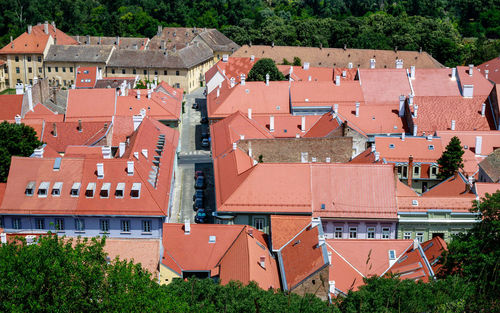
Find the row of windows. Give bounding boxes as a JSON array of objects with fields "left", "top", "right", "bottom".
[
  {"left": 334, "top": 226, "right": 391, "bottom": 239},
  {"left": 15, "top": 67, "right": 43, "bottom": 74},
  {"left": 9, "top": 217, "right": 152, "bottom": 233},
  {"left": 397, "top": 165, "right": 438, "bottom": 178},
  {"left": 403, "top": 231, "right": 425, "bottom": 242},
  {"left": 14, "top": 56, "right": 42, "bottom": 63},
  {"left": 47, "top": 66, "right": 73, "bottom": 73},
  {"left": 26, "top": 181, "right": 141, "bottom": 199},
  {"left": 110, "top": 68, "right": 180, "bottom": 76}
]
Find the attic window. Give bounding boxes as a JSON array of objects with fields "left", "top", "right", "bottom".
[
  {"left": 389, "top": 144, "right": 395, "bottom": 149},
  {"left": 428, "top": 145, "right": 435, "bottom": 150},
  {"left": 397, "top": 255, "right": 408, "bottom": 263},
  {"left": 388, "top": 250, "right": 396, "bottom": 260},
  {"left": 321, "top": 203, "right": 326, "bottom": 210},
  {"left": 52, "top": 182, "right": 63, "bottom": 196},
  {"left": 276, "top": 106, "right": 280, "bottom": 110},
  {"left": 71, "top": 182, "right": 81, "bottom": 197},
  {"left": 131, "top": 183, "right": 141, "bottom": 199},
  {"left": 209, "top": 235, "right": 216, "bottom": 243},
  {"left": 38, "top": 182, "right": 50, "bottom": 197},
  {"left": 115, "top": 182, "right": 125, "bottom": 198},
  {"left": 100, "top": 182, "right": 111, "bottom": 198},
  {"left": 85, "top": 183, "right": 96, "bottom": 198},
  {"left": 412, "top": 199, "right": 419, "bottom": 206},
  {"left": 25, "top": 181, "right": 36, "bottom": 196}
]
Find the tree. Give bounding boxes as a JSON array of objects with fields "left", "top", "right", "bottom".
[
  {"left": 0, "top": 121, "right": 42, "bottom": 182},
  {"left": 247, "top": 58, "right": 285, "bottom": 82},
  {"left": 436, "top": 136, "right": 464, "bottom": 179},
  {"left": 293, "top": 56, "right": 302, "bottom": 66}
]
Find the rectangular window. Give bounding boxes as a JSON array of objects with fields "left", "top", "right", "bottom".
[
  {"left": 431, "top": 167, "right": 437, "bottom": 176},
  {"left": 143, "top": 70, "right": 147, "bottom": 75},
  {"left": 122, "top": 69, "right": 126, "bottom": 74},
  {"left": 25, "top": 181, "right": 35, "bottom": 196},
  {"left": 121, "top": 220, "right": 130, "bottom": 232},
  {"left": 164, "top": 70, "right": 167, "bottom": 75},
  {"left": 254, "top": 218, "right": 265, "bottom": 231},
  {"left": 63, "top": 80, "right": 66, "bottom": 86},
  {"left": 382, "top": 227, "right": 390, "bottom": 239},
  {"left": 133, "top": 69, "right": 136, "bottom": 74},
  {"left": 16, "top": 67, "right": 20, "bottom": 74},
  {"left": 100, "top": 219, "right": 109, "bottom": 233},
  {"left": 367, "top": 227, "right": 375, "bottom": 239},
  {"left": 111, "top": 69, "right": 115, "bottom": 74},
  {"left": 75, "top": 219, "right": 85, "bottom": 231},
  {"left": 55, "top": 218, "right": 64, "bottom": 231},
  {"left": 414, "top": 167, "right": 420, "bottom": 175},
  {"left": 0, "top": 217, "right": 3, "bottom": 228},
  {"left": 27, "top": 56, "right": 31, "bottom": 62},
  {"left": 70, "top": 67, "right": 73, "bottom": 73},
  {"left": 48, "top": 67, "right": 51, "bottom": 73},
  {"left": 100, "top": 183, "right": 110, "bottom": 198},
  {"left": 115, "top": 183, "right": 125, "bottom": 198},
  {"left": 15, "top": 56, "right": 19, "bottom": 62},
  {"left": 176, "top": 70, "right": 180, "bottom": 76},
  {"left": 388, "top": 250, "right": 396, "bottom": 260},
  {"left": 38, "top": 56, "right": 42, "bottom": 62},
  {"left": 38, "top": 181, "right": 49, "bottom": 197},
  {"left": 29, "top": 79, "right": 32, "bottom": 85},
  {"left": 62, "top": 67, "right": 66, "bottom": 73},
  {"left": 55, "top": 67, "right": 58, "bottom": 72},
  {"left": 403, "top": 232, "right": 412, "bottom": 240},
  {"left": 154, "top": 71, "right": 158, "bottom": 75},
  {"left": 334, "top": 227, "right": 343, "bottom": 239},
  {"left": 131, "top": 183, "right": 141, "bottom": 199},
  {"left": 28, "top": 67, "right": 32, "bottom": 73},
  {"left": 349, "top": 227, "right": 357, "bottom": 239},
  {"left": 402, "top": 166, "right": 408, "bottom": 178},
  {"left": 38, "top": 67, "right": 42, "bottom": 73},
  {"left": 35, "top": 218, "right": 45, "bottom": 230},
  {"left": 12, "top": 218, "right": 21, "bottom": 229},
  {"left": 142, "top": 220, "right": 152, "bottom": 233},
  {"left": 416, "top": 232, "right": 424, "bottom": 243}
]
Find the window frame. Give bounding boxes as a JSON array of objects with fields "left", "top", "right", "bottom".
[
  {"left": 121, "top": 220, "right": 131, "bottom": 233},
  {"left": 142, "top": 220, "right": 152, "bottom": 233},
  {"left": 55, "top": 218, "right": 65, "bottom": 231},
  {"left": 35, "top": 218, "right": 45, "bottom": 230},
  {"left": 367, "top": 227, "right": 376, "bottom": 239},
  {"left": 254, "top": 218, "right": 265, "bottom": 231},
  {"left": 349, "top": 227, "right": 357, "bottom": 239},
  {"left": 12, "top": 218, "right": 21, "bottom": 229},
  {"left": 416, "top": 232, "right": 425, "bottom": 243},
  {"left": 75, "top": 218, "right": 85, "bottom": 232},
  {"left": 100, "top": 219, "right": 110, "bottom": 233},
  {"left": 403, "top": 232, "right": 412, "bottom": 240},
  {"left": 382, "top": 227, "right": 390, "bottom": 239},
  {"left": 334, "top": 227, "right": 343, "bottom": 239}
]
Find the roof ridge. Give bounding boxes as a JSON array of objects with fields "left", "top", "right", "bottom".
[{"left": 325, "top": 241, "right": 366, "bottom": 278}]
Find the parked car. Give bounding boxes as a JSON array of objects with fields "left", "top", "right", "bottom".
[
  {"left": 201, "top": 127, "right": 209, "bottom": 139},
  {"left": 195, "top": 209, "right": 207, "bottom": 223},
  {"left": 193, "top": 189, "right": 204, "bottom": 201},
  {"left": 200, "top": 116, "right": 208, "bottom": 124},
  {"left": 194, "top": 171, "right": 204, "bottom": 180},
  {"left": 201, "top": 138, "right": 210, "bottom": 148},
  {"left": 193, "top": 197, "right": 204, "bottom": 211},
  {"left": 195, "top": 176, "right": 205, "bottom": 189}
]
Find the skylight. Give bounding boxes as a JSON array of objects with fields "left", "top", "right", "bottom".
[
  {"left": 428, "top": 145, "right": 435, "bottom": 150},
  {"left": 388, "top": 250, "right": 396, "bottom": 260},
  {"left": 389, "top": 144, "right": 395, "bottom": 149}
]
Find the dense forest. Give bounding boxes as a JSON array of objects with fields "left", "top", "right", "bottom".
[{"left": 0, "top": 1, "right": 499, "bottom": 66}]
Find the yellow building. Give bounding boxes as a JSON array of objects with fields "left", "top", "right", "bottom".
[{"left": 0, "top": 59, "right": 7, "bottom": 91}]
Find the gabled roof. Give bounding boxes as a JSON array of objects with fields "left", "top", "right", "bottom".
[
  {"left": 104, "top": 238, "right": 160, "bottom": 276},
  {"left": 456, "top": 66, "right": 494, "bottom": 96},
  {"left": 290, "top": 81, "right": 364, "bottom": 107},
  {"left": 206, "top": 57, "right": 259, "bottom": 84},
  {"left": 65, "top": 89, "right": 116, "bottom": 122},
  {"left": 251, "top": 115, "right": 322, "bottom": 138},
  {"left": 270, "top": 215, "right": 312, "bottom": 251},
  {"left": 24, "top": 103, "right": 64, "bottom": 122},
  {"left": 0, "top": 95, "right": 23, "bottom": 120},
  {"left": 422, "top": 174, "right": 475, "bottom": 197},
  {"left": 478, "top": 56, "right": 500, "bottom": 84},
  {"left": 75, "top": 67, "right": 98, "bottom": 88},
  {"left": 72, "top": 36, "right": 148, "bottom": 50},
  {"left": 387, "top": 240, "right": 435, "bottom": 282},
  {"left": 478, "top": 148, "right": 500, "bottom": 183},
  {"left": 336, "top": 104, "right": 404, "bottom": 135},
  {"left": 374, "top": 136, "right": 443, "bottom": 163},
  {"left": 412, "top": 68, "right": 462, "bottom": 96},
  {"left": 358, "top": 69, "right": 411, "bottom": 105},
  {"left": 195, "top": 29, "right": 240, "bottom": 52},
  {"left": 303, "top": 112, "right": 342, "bottom": 138},
  {"left": 42, "top": 121, "right": 110, "bottom": 153},
  {"left": 44, "top": 45, "right": 114, "bottom": 63}
]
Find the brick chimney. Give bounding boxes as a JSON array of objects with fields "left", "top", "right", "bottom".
[
  {"left": 52, "top": 123, "right": 57, "bottom": 137},
  {"left": 408, "top": 155, "right": 414, "bottom": 189}
]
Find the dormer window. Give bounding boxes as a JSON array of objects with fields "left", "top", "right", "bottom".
[
  {"left": 71, "top": 182, "right": 81, "bottom": 197},
  {"left": 388, "top": 250, "right": 396, "bottom": 260},
  {"left": 85, "top": 183, "right": 95, "bottom": 198},
  {"left": 100, "top": 183, "right": 111, "bottom": 198},
  {"left": 25, "top": 181, "right": 35, "bottom": 196},
  {"left": 52, "top": 182, "right": 63, "bottom": 196},
  {"left": 428, "top": 145, "right": 434, "bottom": 150},
  {"left": 115, "top": 183, "right": 125, "bottom": 198},
  {"left": 131, "top": 183, "right": 141, "bottom": 199},
  {"left": 38, "top": 182, "right": 50, "bottom": 197}
]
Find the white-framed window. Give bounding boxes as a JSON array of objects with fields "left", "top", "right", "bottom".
[
  {"left": 254, "top": 218, "right": 265, "bottom": 231},
  {"left": 100, "top": 219, "right": 109, "bottom": 233},
  {"left": 388, "top": 250, "right": 396, "bottom": 260},
  {"left": 334, "top": 227, "right": 343, "bottom": 238},
  {"left": 349, "top": 227, "right": 357, "bottom": 239},
  {"left": 416, "top": 232, "right": 425, "bottom": 243},
  {"left": 75, "top": 219, "right": 85, "bottom": 231},
  {"left": 367, "top": 227, "right": 375, "bottom": 239},
  {"left": 55, "top": 218, "right": 64, "bottom": 231},
  {"left": 115, "top": 183, "right": 125, "bottom": 198},
  {"left": 38, "top": 182, "right": 49, "bottom": 197},
  {"left": 35, "top": 218, "right": 44, "bottom": 230},
  {"left": 12, "top": 218, "right": 21, "bottom": 230},
  {"left": 131, "top": 183, "right": 141, "bottom": 199},
  {"left": 142, "top": 220, "right": 152, "bottom": 233},
  {"left": 403, "top": 232, "right": 412, "bottom": 240},
  {"left": 121, "top": 220, "right": 130, "bottom": 233},
  {"left": 382, "top": 227, "right": 390, "bottom": 239}
]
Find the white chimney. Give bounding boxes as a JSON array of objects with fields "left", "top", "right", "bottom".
[
  {"left": 401, "top": 133, "right": 405, "bottom": 141},
  {"left": 348, "top": 62, "right": 353, "bottom": 69},
  {"left": 147, "top": 89, "right": 152, "bottom": 99},
  {"left": 475, "top": 136, "right": 482, "bottom": 155},
  {"left": 28, "top": 25, "right": 32, "bottom": 34},
  {"left": 303, "top": 62, "right": 310, "bottom": 70},
  {"left": 355, "top": 102, "right": 360, "bottom": 117},
  {"left": 374, "top": 152, "right": 380, "bottom": 162},
  {"left": 222, "top": 54, "right": 229, "bottom": 62},
  {"left": 241, "top": 74, "right": 246, "bottom": 86},
  {"left": 485, "top": 69, "right": 489, "bottom": 79},
  {"left": 230, "top": 77, "right": 235, "bottom": 88},
  {"left": 127, "top": 161, "right": 134, "bottom": 175},
  {"left": 399, "top": 95, "right": 405, "bottom": 117},
  {"left": 413, "top": 124, "right": 418, "bottom": 136},
  {"left": 334, "top": 104, "right": 338, "bottom": 114},
  {"left": 248, "top": 141, "right": 252, "bottom": 157},
  {"left": 97, "top": 163, "right": 104, "bottom": 178},
  {"left": 463, "top": 85, "right": 473, "bottom": 98},
  {"left": 481, "top": 103, "right": 486, "bottom": 117},
  {"left": 184, "top": 218, "right": 191, "bottom": 235},
  {"left": 247, "top": 108, "right": 252, "bottom": 119},
  {"left": 240, "top": 135, "right": 245, "bottom": 140},
  {"left": 301, "top": 116, "right": 306, "bottom": 132},
  {"left": 469, "top": 64, "right": 473, "bottom": 76},
  {"left": 26, "top": 85, "right": 33, "bottom": 112},
  {"left": 216, "top": 88, "right": 220, "bottom": 98},
  {"left": 269, "top": 116, "right": 275, "bottom": 132},
  {"left": 396, "top": 59, "right": 403, "bottom": 69},
  {"left": 410, "top": 66, "right": 416, "bottom": 80},
  {"left": 427, "top": 134, "right": 433, "bottom": 141},
  {"left": 265, "top": 73, "right": 270, "bottom": 86},
  {"left": 232, "top": 142, "right": 237, "bottom": 150},
  {"left": 413, "top": 239, "right": 419, "bottom": 250},
  {"left": 33, "top": 147, "right": 44, "bottom": 158},
  {"left": 141, "top": 149, "right": 148, "bottom": 159},
  {"left": 335, "top": 75, "right": 340, "bottom": 86},
  {"left": 137, "top": 90, "right": 141, "bottom": 100},
  {"left": 451, "top": 68, "right": 456, "bottom": 80},
  {"left": 409, "top": 94, "right": 414, "bottom": 106},
  {"left": 329, "top": 281, "right": 336, "bottom": 294},
  {"left": 0, "top": 233, "right": 6, "bottom": 244},
  {"left": 342, "top": 70, "right": 347, "bottom": 78},
  {"left": 259, "top": 256, "right": 266, "bottom": 268},
  {"left": 15, "top": 83, "right": 24, "bottom": 95},
  {"left": 250, "top": 55, "right": 255, "bottom": 62},
  {"left": 318, "top": 235, "right": 325, "bottom": 246},
  {"left": 101, "top": 146, "right": 112, "bottom": 159},
  {"left": 451, "top": 120, "right": 456, "bottom": 130},
  {"left": 371, "top": 144, "right": 376, "bottom": 153},
  {"left": 370, "top": 59, "right": 376, "bottom": 69},
  {"left": 328, "top": 251, "right": 332, "bottom": 264},
  {"left": 44, "top": 21, "right": 49, "bottom": 34},
  {"left": 308, "top": 75, "right": 312, "bottom": 81},
  {"left": 15, "top": 114, "right": 21, "bottom": 124},
  {"left": 414, "top": 105, "right": 418, "bottom": 118},
  {"left": 119, "top": 142, "right": 126, "bottom": 157}
]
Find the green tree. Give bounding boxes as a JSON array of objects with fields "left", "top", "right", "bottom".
[
  {"left": 247, "top": 58, "right": 285, "bottom": 82},
  {"left": 437, "top": 136, "right": 464, "bottom": 179},
  {"left": 0, "top": 121, "right": 42, "bottom": 182},
  {"left": 293, "top": 56, "right": 302, "bottom": 66}
]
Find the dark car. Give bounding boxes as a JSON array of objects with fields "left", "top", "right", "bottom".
[
  {"left": 193, "top": 189, "right": 204, "bottom": 201},
  {"left": 195, "top": 209, "right": 207, "bottom": 223},
  {"left": 194, "top": 171, "right": 204, "bottom": 180},
  {"left": 193, "top": 197, "right": 204, "bottom": 211},
  {"left": 201, "top": 138, "right": 210, "bottom": 148},
  {"left": 200, "top": 116, "right": 208, "bottom": 124},
  {"left": 201, "top": 127, "right": 209, "bottom": 139},
  {"left": 195, "top": 176, "right": 205, "bottom": 189}
]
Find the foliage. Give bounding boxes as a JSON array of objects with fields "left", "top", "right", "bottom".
[
  {"left": 0, "top": 121, "right": 42, "bottom": 182},
  {"left": 293, "top": 56, "right": 302, "bottom": 66},
  {"left": 282, "top": 58, "right": 291, "bottom": 65},
  {"left": 437, "top": 136, "right": 465, "bottom": 179},
  {"left": 135, "top": 79, "right": 151, "bottom": 89},
  {"left": 247, "top": 58, "right": 285, "bottom": 82}
]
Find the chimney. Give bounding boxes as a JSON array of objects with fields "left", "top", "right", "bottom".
[
  {"left": 269, "top": 116, "right": 275, "bottom": 132},
  {"left": 303, "top": 62, "right": 310, "bottom": 70},
  {"left": 427, "top": 134, "right": 433, "bottom": 141},
  {"left": 259, "top": 256, "right": 266, "bottom": 268},
  {"left": 44, "top": 21, "right": 49, "bottom": 34},
  {"left": 409, "top": 93, "right": 414, "bottom": 106},
  {"left": 485, "top": 69, "right": 489, "bottom": 79},
  {"left": 408, "top": 155, "right": 414, "bottom": 189},
  {"left": 469, "top": 64, "right": 473, "bottom": 76},
  {"left": 475, "top": 136, "right": 482, "bottom": 156},
  {"left": 15, "top": 83, "right": 23, "bottom": 95},
  {"left": 250, "top": 55, "right": 255, "bottom": 62},
  {"left": 335, "top": 75, "right": 340, "bottom": 86},
  {"left": 222, "top": 54, "right": 229, "bottom": 62},
  {"left": 232, "top": 142, "right": 237, "bottom": 150},
  {"left": 334, "top": 103, "right": 339, "bottom": 114},
  {"left": 96, "top": 163, "right": 104, "bottom": 178},
  {"left": 216, "top": 88, "right": 220, "bottom": 98},
  {"left": 399, "top": 95, "right": 405, "bottom": 117},
  {"left": 51, "top": 21, "right": 56, "bottom": 31},
  {"left": 265, "top": 73, "right": 270, "bottom": 86},
  {"left": 308, "top": 75, "right": 311, "bottom": 81},
  {"left": 374, "top": 152, "right": 380, "bottom": 162},
  {"left": 396, "top": 59, "right": 403, "bottom": 69},
  {"left": 370, "top": 59, "right": 376, "bottom": 69},
  {"left": 342, "top": 70, "right": 347, "bottom": 78},
  {"left": 451, "top": 68, "right": 456, "bottom": 80},
  {"left": 342, "top": 121, "right": 348, "bottom": 137},
  {"left": 413, "top": 124, "right": 417, "bottom": 136},
  {"left": 329, "top": 281, "right": 336, "bottom": 294},
  {"left": 33, "top": 147, "right": 44, "bottom": 158},
  {"left": 248, "top": 141, "right": 252, "bottom": 157},
  {"left": 241, "top": 74, "right": 246, "bottom": 86},
  {"left": 184, "top": 218, "right": 191, "bottom": 235},
  {"left": 161, "top": 40, "right": 165, "bottom": 50},
  {"left": 344, "top": 43, "right": 347, "bottom": 50},
  {"left": 355, "top": 102, "right": 360, "bottom": 117},
  {"left": 157, "top": 25, "right": 162, "bottom": 36},
  {"left": 119, "top": 142, "right": 126, "bottom": 157},
  {"left": 137, "top": 90, "right": 141, "bottom": 100},
  {"left": 147, "top": 89, "right": 152, "bottom": 99},
  {"left": 26, "top": 84, "right": 33, "bottom": 111},
  {"left": 413, "top": 239, "right": 419, "bottom": 250},
  {"left": 86, "top": 34, "right": 90, "bottom": 45},
  {"left": 28, "top": 25, "right": 32, "bottom": 34},
  {"left": 462, "top": 85, "right": 473, "bottom": 98},
  {"left": 301, "top": 116, "right": 306, "bottom": 132},
  {"left": 15, "top": 114, "right": 21, "bottom": 124},
  {"left": 410, "top": 66, "right": 416, "bottom": 80},
  {"left": 481, "top": 103, "right": 486, "bottom": 117},
  {"left": 401, "top": 132, "right": 405, "bottom": 141},
  {"left": 102, "top": 146, "right": 112, "bottom": 159},
  {"left": 451, "top": 120, "right": 456, "bottom": 130},
  {"left": 52, "top": 123, "right": 57, "bottom": 137},
  {"left": 328, "top": 251, "right": 332, "bottom": 264},
  {"left": 371, "top": 144, "right": 376, "bottom": 153},
  {"left": 348, "top": 62, "right": 353, "bottom": 69},
  {"left": 414, "top": 105, "right": 418, "bottom": 118},
  {"left": 116, "top": 36, "right": 120, "bottom": 46},
  {"left": 248, "top": 108, "right": 252, "bottom": 119},
  {"left": 127, "top": 161, "right": 134, "bottom": 175},
  {"left": 230, "top": 77, "right": 235, "bottom": 88}
]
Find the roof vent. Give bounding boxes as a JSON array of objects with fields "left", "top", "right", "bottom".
[
  {"left": 209, "top": 235, "right": 216, "bottom": 243},
  {"left": 96, "top": 163, "right": 104, "bottom": 178},
  {"left": 329, "top": 281, "right": 336, "bottom": 294},
  {"left": 51, "top": 182, "right": 62, "bottom": 196},
  {"left": 412, "top": 199, "right": 419, "bottom": 206},
  {"left": 259, "top": 256, "right": 266, "bottom": 268},
  {"left": 184, "top": 218, "right": 191, "bottom": 235},
  {"left": 127, "top": 161, "right": 134, "bottom": 175}
]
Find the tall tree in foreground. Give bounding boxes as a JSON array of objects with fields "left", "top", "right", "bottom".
[
  {"left": 437, "top": 136, "right": 464, "bottom": 179},
  {"left": 0, "top": 121, "right": 42, "bottom": 182},
  {"left": 247, "top": 58, "right": 286, "bottom": 82}
]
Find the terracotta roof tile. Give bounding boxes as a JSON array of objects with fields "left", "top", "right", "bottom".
[
  {"left": 0, "top": 95, "right": 23, "bottom": 120},
  {"left": 374, "top": 136, "right": 443, "bottom": 162},
  {"left": 42, "top": 121, "right": 110, "bottom": 153},
  {"left": 303, "top": 112, "right": 342, "bottom": 138},
  {"left": 478, "top": 57, "right": 500, "bottom": 84},
  {"left": 359, "top": 69, "right": 411, "bottom": 105},
  {"left": 277, "top": 65, "right": 335, "bottom": 82},
  {"left": 422, "top": 174, "right": 475, "bottom": 197},
  {"left": 475, "top": 182, "right": 500, "bottom": 198},
  {"left": 24, "top": 103, "right": 64, "bottom": 122},
  {"left": 478, "top": 149, "right": 500, "bottom": 182},
  {"left": 104, "top": 238, "right": 160, "bottom": 276},
  {"left": 270, "top": 215, "right": 312, "bottom": 251},
  {"left": 75, "top": 66, "right": 98, "bottom": 88}
]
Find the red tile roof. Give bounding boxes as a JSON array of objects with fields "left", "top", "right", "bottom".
[
  {"left": 0, "top": 24, "right": 77, "bottom": 55},
  {"left": 64, "top": 146, "right": 103, "bottom": 158},
  {"left": 24, "top": 103, "right": 64, "bottom": 122},
  {"left": 303, "top": 112, "right": 342, "bottom": 138},
  {"left": 374, "top": 136, "right": 443, "bottom": 162},
  {"left": 66, "top": 89, "right": 116, "bottom": 122},
  {"left": 110, "top": 116, "right": 134, "bottom": 146},
  {"left": 359, "top": 69, "right": 411, "bottom": 105},
  {"left": 277, "top": 65, "right": 335, "bottom": 82},
  {"left": 42, "top": 121, "right": 110, "bottom": 153},
  {"left": 412, "top": 69, "right": 461, "bottom": 97},
  {"left": 104, "top": 238, "right": 160, "bottom": 276},
  {"left": 291, "top": 81, "right": 364, "bottom": 107},
  {"left": 75, "top": 67, "right": 98, "bottom": 88},
  {"left": 422, "top": 174, "right": 474, "bottom": 197},
  {"left": 456, "top": 66, "right": 494, "bottom": 96},
  {"left": 252, "top": 115, "right": 322, "bottom": 138},
  {"left": 478, "top": 56, "right": 500, "bottom": 84},
  {"left": 0, "top": 95, "right": 23, "bottom": 120},
  {"left": 336, "top": 104, "right": 405, "bottom": 135},
  {"left": 207, "top": 57, "right": 259, "bottom": 84},
  {"left": 270, "top": 215, "right": 312, "bottom": 251},
  {"left": 475, "top": 182, "right": 500, "bottom": 198}
]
